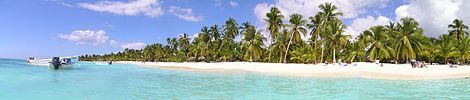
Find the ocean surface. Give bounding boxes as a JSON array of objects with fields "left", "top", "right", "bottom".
[{"left": 1, "top": 58, "right": 470, "bottom": 99}]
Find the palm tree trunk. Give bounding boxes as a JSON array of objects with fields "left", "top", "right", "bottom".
[
  {"left": 312, "top": 42, "right": 316, "bottom": 64},
  {"left": 268, "top": 40, "right": 272, "bottom": 63},
  {"left": 333, "top": 47, "right": 336, "bottom": 63},
  {"left": 284, "top": 33, "right": 295, "bottom": 63},
  {"left": 251, "top": 51, "right": 254, "bottom": 62},
  {"left": 320, "top": 44, "right": 324, "bottom": 63},
  {"left": 445, "top": 58, "right": 448, "bottom": 64}
]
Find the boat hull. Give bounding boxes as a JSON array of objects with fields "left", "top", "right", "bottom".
[{"left": 48, "top": 63, "right": 74, "bottom": 69}]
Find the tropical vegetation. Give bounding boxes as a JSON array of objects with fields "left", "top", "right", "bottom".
[{"left": 80, "top": 3, "right": 470, "bottom": 65}]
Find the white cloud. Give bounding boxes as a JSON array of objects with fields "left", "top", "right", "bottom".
[
  {"left": 59, "top": 30, "right": 146, "bottom": 50},
  {"left": 394, "top": 0, "right": 470, "bottom": 37},
  {"left": 59, "top": 30, "right": 109, "bottom": 45},
  {"left": 346, "top": 16, "right": 391, "bottom": 39},
  {"left": 120, "top": 42, "right": 147, "bottom": 50},
  {"left": 253, "top": 3, "right": 271, "bottom": 23},
  {"left": 229, "top": 1, "right": 239, "bottom": 7},
  {"left": 110, "top": 40, "right": 118, "bottom": 46},
  {"left": 253, "top": 0, "right": 389, "bottom": 43},
  {"left": 77, "top": 0, "right": 164, "bottom": 17},
  {"left": 253, "top": 0, "right": 389, "bottom": 22},
  {"left": 58, "top": 2, "right": 74, "bottom": 7},
  {"left": 168, "top": 6, "right": 203, "bottom": 22}
]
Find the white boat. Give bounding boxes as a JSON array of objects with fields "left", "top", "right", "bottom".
[
  {"left": 26, "top": 57, "right": 50, "bottom": 66},
  {"left": 48, "top": 57, "right": 78, "bottom": 69},
  {"left": 26, "top": 57, "right": 37, "bottom": 64}
]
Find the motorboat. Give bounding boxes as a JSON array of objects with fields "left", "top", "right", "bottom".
[
  {"left": 26, "top": 57, "right": 50, "bottom": 66},
  {"left": 48, "top": 57, "right": 77, "bottom": 69},
  {"left": 26, "top": 57, "right": 37, "bottom": 64}
]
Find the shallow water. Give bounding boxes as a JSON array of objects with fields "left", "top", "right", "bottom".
[{"left": 1, "top": 58, "right": 470, "bottom": 99}]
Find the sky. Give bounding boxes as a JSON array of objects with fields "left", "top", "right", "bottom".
[{"left": 1, "top": 0, "right": 470, "bottom": 59}]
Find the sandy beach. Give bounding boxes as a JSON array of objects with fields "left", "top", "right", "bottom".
[{"left": 113, "top": 61, "right": 470, "bottom": 80}]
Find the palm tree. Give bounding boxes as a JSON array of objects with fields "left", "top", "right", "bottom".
[
  {"left": 210, "top": 25, "right": 221, "bottom": 42},
  {"left": 290, "top": 42, "right": 316, "bottom": 63},
  {"left": 195, "top": 26, "right": 211, "bottom": 62},
  {"left": 323, "top": 20, "right": 350, "bottom": 63},
  {"left": 317, "top": 2, "right": 343, "bottom": 63},
  {"left": 219, "top": 17, "right": 240, "bottom": 61},
  {"left": 284, "top": 14, "right": 307, "bottom": 63},
  {"left": 149, "top": 43, "right": 164, "bottom": 61},
  {"left": 178, "top": 33, "right": 190, "bottom": 52},
  {"left": 307, "top": 14, "right": 323, "bottom": 45},
  {"left": 363, "top": 26, "right": 391, "bottom": 62},
  {"left": 241, "top": 22, "right": 266, "bottom": 62},
  {"left": 344, "top": 41, "right": 366, "bottom": 63},
  {"left": 307, "top": 14, "right": 323, "bottom": 64},
  {"left": 457, "top": 36, "right": 470, "bottom": 64},
  {"left": 143, "top": 44, "right": 156, "bottom": 62},
  {"left": 435, "top": 35, "right": 458, "bottom": 64},
  {"left": 394, "top": 17, "right": 427, "bottom": 63},
  {"left": 224, "top": 17, "right": 239, "bottom": 39},
  {"left": 209, "top": 25, "right": 222, "bottom": 61},
  {"left": 265, "top": 7, "right": 284, "bottom": 62},
  {"left": 178, "top": 33, "right": 190, "bottom": 61},
  {"left": 271, "top": 29, "right": 289, "bottom": 63},
  {"left": 318, "top": 2, "right": 343, "bottom": 27},
  {"left": 448, "top": 19, "right": 469, "bottom": 40}
]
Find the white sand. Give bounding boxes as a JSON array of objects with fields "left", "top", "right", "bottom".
[{"left": 115, "top": 61, "right": 470, "bottom": 80}]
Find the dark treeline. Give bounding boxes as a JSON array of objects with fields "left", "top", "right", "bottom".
[{"left": 80, "top": 3, "right": 470, "bottom": 64}]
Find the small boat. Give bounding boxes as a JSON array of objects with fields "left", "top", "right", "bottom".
[
  {"left": 48, "top": 57, "right": 77, "bottom": 69},
  {"left": 26, "top": 57, "right": 37, "bottom": 64}
]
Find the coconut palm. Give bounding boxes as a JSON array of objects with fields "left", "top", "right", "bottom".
[
  {"left": 284, "top": 14, "right": 307, "bottom": 63},
  {"left": 290, "top": 42, "right": 316, "bottom": 63},
  {"left": 394, "top": 17, "right": 427, "bottom": 63},
  {"left": 209, "top": 25, "right": 222, "bottom": 60},
  {"left": 448, "top": 19, "right": 469, "bottom": 40},
  {"left": 177, "top": 33, "right": 190, "bottom": 61},
  {"left": 317, "top": 2, "right": 343, "bottom": 63},
  {"left": 166, "top": 38, "right": 178, "bottom": 53},
  {"left": 178, "top": 33, "right": 190, "bottom": 52},
  {"left": 219, "top": 38, "right": 237, "bottom": 61},
  {"left": 143, "top": 44, "right": 157, "bottom": 61},
  {"left": 308, "top": 14, "right": 323, "bottom": 45},
  {"left": 414, "top": 37, "right": 436, "bottom": 64},
  {"left": 224, "top": 17, "right": 239, "bottom": 39},
  {"left": 219, "top": 18, "right": 240, "bottom": 61},
  {"left": 195, "top": 26, "right": 211, "bottom": 61},
  {"left": 457, "top": 36, "right": 470, "bottom": 64},
  {"left": 435, "top": 35, "right": 458, "bottom": 64},
  {"left": 241, "top": 22, "right": 266, "bottom": 62},
  {"left": 363, "top": 26, "right": 391, "bottom": 62},
  {"left": 271, "top": 29, "right": 289, "bottom": 63},
  {"left": 307, "top": 14, "right": 324, "bottom": 63},
  {"left": 210, "top": 25, "right": 221, "bottom": 41},
  {"left": 344, "top": 41, "right": 366, "bottom": 63},
  {"left": 323, "top": 20, "right": 350, "bottom": 63},
  {"left": 265, "top": 7, "right": 284, "bottom": 62},
  {"left": 318, "top": 2, "right": 343, "bottom": 27}
]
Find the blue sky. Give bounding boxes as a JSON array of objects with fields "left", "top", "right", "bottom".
[{"left": 1, "top": 0, "right": 469, "bottom": 59}]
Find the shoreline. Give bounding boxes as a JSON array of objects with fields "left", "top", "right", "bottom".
[{"left": 109, "top": 61, "right": 470, "bottom": 80}]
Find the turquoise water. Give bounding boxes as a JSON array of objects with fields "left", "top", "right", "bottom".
[{"left": 1, "top": 58, "right": 470, "bottom": 99}]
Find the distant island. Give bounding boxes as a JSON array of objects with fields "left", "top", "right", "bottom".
[{"left": 79, "top": 3, "right": 470, "bottom": 66}]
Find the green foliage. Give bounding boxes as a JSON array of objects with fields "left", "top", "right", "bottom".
[{"left": 79, "top": 3, "right": 470, "bottom": 65}]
